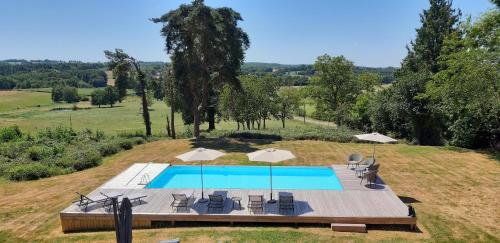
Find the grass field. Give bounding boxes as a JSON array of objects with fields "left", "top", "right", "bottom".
[
  {"left": 0, "top": 90, "right": 310, "bottom": 134},
  {"left": 0, "top": 139, "right": 498, "bottom": 242}
]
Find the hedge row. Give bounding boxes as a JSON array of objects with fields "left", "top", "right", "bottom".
[{"left": 203, "top": 125, "right": 359, "bottom": 142}]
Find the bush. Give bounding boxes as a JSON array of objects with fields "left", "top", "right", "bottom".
[
  {"left": 6, "top": 163, "right": 60, "bottom": 181},
  {"left": 0, "top": 125, "right": 22, "bottom": 142},
  {"left": 227, "top": 132, "right": 282, "bottom": 140},
  {"left": 98, "top": 142, "right": 121, "bottom": 156},
  {"left": 0, "top": 127, "right": 150, "bottom": 181},
  {"left": 129, "top": 137, "right": 146, "bottom": 145},
  {"left": 118, "top": 139, "right": 134, "bottom": 150},
  {"left": 58, "top": 148, "right": 102, "bottom": 171},
  {"left": 26, "top": 146, "right": 53, "bottom": 161},
  {"left": 80, "top": 96, "right": 90, "bottom": 102}
]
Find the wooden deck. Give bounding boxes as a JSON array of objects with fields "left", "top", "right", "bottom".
[{"left": 60, "top": 165, "right": 416, "bottom": 232}]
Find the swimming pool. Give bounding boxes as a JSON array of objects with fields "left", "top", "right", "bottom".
[{"left": 146, "top": 165, "right": 343, "bottom": 190}]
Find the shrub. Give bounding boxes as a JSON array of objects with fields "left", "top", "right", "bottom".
[
  {"left": 5, "top": 163, "right": 60, "bottom": 181},
  {"left": 98, "top": 142, "right": 121, "bottom": 156},
  {"left": 80, "top": 96, "right": 90, "bottom": 102},
  {"left": 26, "top": 146, "right": 53, "bottom": 161},
  {"left": 58, "top": 148, "right": 102, "bottom": 171},
  {"left": 227, "top": 132, "right": 282, "bottom": 140},
  {"left": 118, "top": 139, "right": 134, "bottom": 150},
  {"left": 129, "top": 137, "right": 146, "bottom": 145},
  {"left": 72, "top": 148, "right": 102, "bottom": 171},
  {"left": 0, "top": 140, "right": 33, "bottom": 159},
  {"left": 0, "top": 126, "right": 22, "bottom": 142}
]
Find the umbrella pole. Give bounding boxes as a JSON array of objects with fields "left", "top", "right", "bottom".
[
  {"left": 199, "top": 160, "right": 208, "bottom": 203},
  {"left": 373, "top": 143, "right": 376, "bottom": 158},
  {"left": 268, "top": 163, "right": 276, "bottom": 203}
]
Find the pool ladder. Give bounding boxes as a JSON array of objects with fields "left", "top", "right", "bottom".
[{"left": 139, "top": 173, "right": 151, "bottom": 185}]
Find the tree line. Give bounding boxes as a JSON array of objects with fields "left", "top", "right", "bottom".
[
  {"left": 0, "top": 61, "right": 107, "bottom": 89},
  {"left": 305, "top": 0, "right": 498, "bottom": 149}
]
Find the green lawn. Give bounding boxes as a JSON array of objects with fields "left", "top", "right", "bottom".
[
  {"left": 0, "top": 90, "right": 312, "bottom": 135},
  {"left": 0, "top": 139, "right": 498, "bottom": 242}
]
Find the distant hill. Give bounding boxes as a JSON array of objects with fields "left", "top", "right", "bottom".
[
  {"left": 241, "top": 62, "right": 397, "bottom": 84},
  {"left": 0, "top": 60, "right": 397, "bottom": 89}
]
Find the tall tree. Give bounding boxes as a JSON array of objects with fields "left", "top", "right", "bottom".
[
  {"left": 310, "top": 55, "right": 359, "bottom": 126},
  {"left": 391, "top": 0, "right": 461, "bottom": 145},
  {"left": 400, "top": 0, "right": 461, "bottom": 74},
  {"left": 114, "top": 73, "right": 128, "bottom": 102},
  {"left": 153, "top": 0, "right": 249, "bottom": 138},
  {"left": 104, "top": 49, "right": 152, "bottom": 136},
  {"left": 162, "top": 67, "right": 181, "bottom": 138},
  {"left": 429, "top": 8, "right": 500, "bottom": 148},
  {"left": 275, "top": 87, "right": 300, "bottom": 128}
]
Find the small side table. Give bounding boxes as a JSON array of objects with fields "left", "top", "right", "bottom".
[{"left": 231, "top": 196, "right": 242, "bottom": 210}]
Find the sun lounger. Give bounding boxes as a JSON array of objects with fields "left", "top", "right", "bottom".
[
  {"left": 100, "top": 192, "right": 147, "bottom": 211},
  {"left": 279, "top": 195, "right": 294, "bottom": 214},
  {"left": 248, "top": 195, "right": 265, "bottom": 214},
  {"left": 74, "top": 192, "right": 122, "bottom": 212},
  {"left": 207, "top": 194, "right": 225, "bottom": 213},
  {"left": 346, "top": 153, "right": 363, "bottom": 169}
]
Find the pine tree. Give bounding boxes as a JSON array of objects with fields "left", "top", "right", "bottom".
[{"left": 392, "top": 0, "right": 461, "bottom": 145}]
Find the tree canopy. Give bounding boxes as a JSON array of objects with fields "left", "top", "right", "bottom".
[{"left": 152, "top": 0, "right": 249, "bottom": 138}]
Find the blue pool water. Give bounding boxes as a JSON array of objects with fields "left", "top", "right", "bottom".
[{"left": 146, "top": 165, "right": 343, "bottom": 190}]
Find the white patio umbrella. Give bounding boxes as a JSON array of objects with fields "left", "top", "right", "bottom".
[
  {"left": 354, "top": 132, "right": 397, "bottom": 158},
  {"left": 176, "top": 148, "right": 225, "bottom": 203},
  {"left": 246, "top": 148, "right": 296, "bottom": 203}
]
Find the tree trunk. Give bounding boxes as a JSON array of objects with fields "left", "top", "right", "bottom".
[
  {"left": 257, "top": 120, "right": 261, "bottom": 130},
  {"left": 193, "top": 108, "right": 201, "bottom": 138},
  {"left": 170, "top": 106, "right": 176, "bottom": 139},
  {"left": 263, "top": 118, "right": 266, "bottom": 129},
  {"left": 282, "top": 118, "right": 286, "bottom": 128},
  {"left": 246, "top": 120, "right": 251, "bottom": 130},
  {"left": 207, "top": 107, "right": 215, "bottom": 131},
  {"left": 139, "top": 75, "right": 151, "bottom": 136},
  {"left": 166, "top": 114, "right": 171, "bottom": 137},
  {"left": 133, "top": 62, "right": 151, "bottom": 136},
  {"left": 251, "top": 121, "right": 255, "bottom": 129},
  {"left": 237, "top": 122, "right": 240, "bottom": 131}
]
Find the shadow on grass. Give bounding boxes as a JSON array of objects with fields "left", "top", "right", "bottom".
[
  {"left": 398, "top": 196, "right": 421, "bottom": 204},
  {"left": 368, "top": 224, "right": 423, "bottom": 233},
  {"left": 189, "top": 137, "right": 274, "bottom": 153},
  {"left": 443, "top": 146, "right": 500, "bottom": 162}
]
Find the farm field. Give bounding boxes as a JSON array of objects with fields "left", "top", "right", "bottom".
[
  {"left": 0, "top": 90, "right": 310, "bottom": 134},
  {"left": 0, "top": 139, "right": 498, "bottom": 242}
]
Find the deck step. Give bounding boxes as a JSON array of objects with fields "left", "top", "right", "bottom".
[{"left": 331, "top": 223, "right": 367, "bottom": 233}]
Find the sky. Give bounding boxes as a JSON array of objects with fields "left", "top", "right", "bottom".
[{"left": 0, "top": 0, "right": 495, "bottom": 67}]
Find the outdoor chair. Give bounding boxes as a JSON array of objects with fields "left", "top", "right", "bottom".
[
  {"left": 360, "top": 170, "right": 378, "bottom": 187},
  {"left": 247, "top": 195, "right": 265, "bottom": 214},
  {"left": 171, "top": 193, "right": 192, "bottom": 212},
  {"left": 207, "top": 194, "right": 225, "bottom": 213},
  {"left": 74, "top": 192, "right": 122, "bottom": 212},
  {"left": 354, "top": 157, "right": 376, "bottom": 176},
  {"left": 278, "top": 195, "right": 294, "bottom": 214},
  {"left": 346, "top": 153, "right": 363, "bottom": 169}
]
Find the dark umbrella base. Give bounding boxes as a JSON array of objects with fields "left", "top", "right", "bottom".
[
  {"left": 198, "top": 198, "right": 208, "bottom": 203},
  {"left": 267, "top": 199, "right": 277, "bottom": 204}
]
